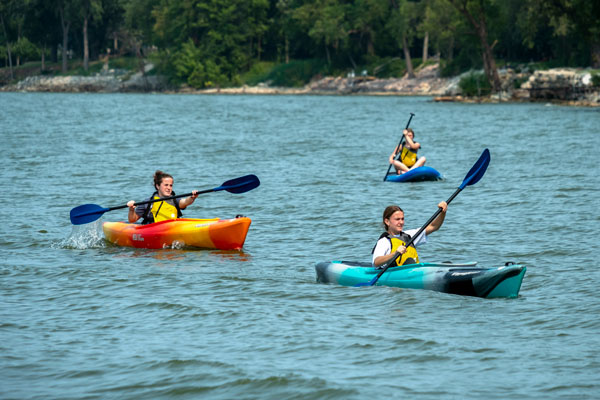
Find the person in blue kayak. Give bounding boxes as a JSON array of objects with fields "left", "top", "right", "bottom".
[
  {"left": 389, "top": 128, "right": 427, "bottom": 174},
  {"left": 372, "top": 201, "right": 448, "bottom": 268},
  {"left": 126, "top": 170, "right": 199, "bottom": 224}
]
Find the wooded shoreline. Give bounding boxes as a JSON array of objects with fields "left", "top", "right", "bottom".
[{"left": 1, "top": 63, "right": 598, "bottom": 107}]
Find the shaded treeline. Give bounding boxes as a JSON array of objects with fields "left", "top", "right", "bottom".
[{"left": 1, "top": 0, "right": 599, "bottom": 91}]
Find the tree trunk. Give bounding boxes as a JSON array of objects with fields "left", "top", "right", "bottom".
[
  {"left": 447, "top": 0, "right": 501, "bottom": 92},
  {"left": 422, "top": 31, "right": 429, "bottom": 63},
  {"left": 134, "top": 39, "right": 149, "bottom": 91},
  {"left": 477, "top": 26, "right": 501, "bottom": 92},
  {"left": 592, "top": 42, "right": 600, "bottom": 68},
  {"left": 59, "top": 6, "right": 71, "bottom": 73},
  {"left": 0, "top": 14, "right": 13, "bottom": 79},
  {"left": 403, "top": 35, "right": 414, "bottom": 78},
  {"left": 41, "top": 43, "right": 46, "bottom": 71},
  {"left": 367, "top": 33, "right": 375, "bottom": 56},
  {"left": 285, "top": 35, "right": 289, "bottom": 63},
  {"left": 83, "top": 16, "right": 89, "bottom": 71}
]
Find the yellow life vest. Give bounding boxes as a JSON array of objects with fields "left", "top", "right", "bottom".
[
  {"left": 400, "top": 145, "right": 418, "bottom": 167},
  {"left": 389, "top": 234, "right": 420, "bottom": 266},
  {"left": 150, "top": 196, "right": 180, "bottom": 223},
  {"left": 372, "top": 232, "right": 420, "bottom": 266}
]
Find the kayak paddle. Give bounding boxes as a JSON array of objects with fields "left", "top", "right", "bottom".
[
  {"left": 383, "top": 112, "right": 415, "bottom": 181},
  {"left": 70, "top": 174, "right": 260, "bottom": 225},
  {"left": 358, "top": 148, "right": 491, "bottom": 287}
]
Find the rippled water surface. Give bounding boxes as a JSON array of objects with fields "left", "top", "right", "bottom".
[{"left": 1, "top": 93, "right": 599, "bottom": 399}]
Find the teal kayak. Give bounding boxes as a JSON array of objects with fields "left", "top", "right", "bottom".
[{"left": 315, "top": 261, "right": 526, "bottom": 298}]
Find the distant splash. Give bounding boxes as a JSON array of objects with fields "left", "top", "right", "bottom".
[{"left": 59, "top": 220, "right": 107, "bottom": 249}]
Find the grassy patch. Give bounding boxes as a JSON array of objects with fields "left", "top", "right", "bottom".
[
  {"left": 108, "top": 56, "right": 140, "bottom": 71},
  {"left": 240, "top": 61, "right": 276, "bottom": 86},
  {"left": 69, "top": 61, "right": 105, "bottom": 76},
  {"left": 459, "top": 72, "right": 492, "bottom": 96},
  {"left": 264, "top": 59, "right": 328, "bottom": 87}
]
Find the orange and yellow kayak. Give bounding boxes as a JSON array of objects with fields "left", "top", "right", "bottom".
[{"left": 102, "top": 217, "right": 251, "bottom": 250}]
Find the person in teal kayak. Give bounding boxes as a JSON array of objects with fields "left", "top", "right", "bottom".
[
  {"left": 389, "top": 128, "right": 427, "bottom": 174},
  {"left": 126, "top": 170, "right": 199, "bottom": 224},
  {"left": 372, "top": 201, "right": 448, "bottom": 268}
]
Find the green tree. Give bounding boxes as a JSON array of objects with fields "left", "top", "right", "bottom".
[
  {"left": 51, "top": 0, "right": 80, "bottom": 73},
  {"left": 386, "top": 0, "right": 419, "bottom": 78},
  {"left": 0, "top": 0, "right": 29, "bottom": 77},
  {"left": 25, "top": 0, "right": 61, "bottom": 69},
  {"left": 0, "top": 0, "right": 15, "bottom": 77},
  {"left": 347, "top": 0, "right": 389, "bottom": 59},
  {"left": 153, "top": 0, "right": 270, "bottom": 88},
  {"left": 445, "top": 0, "right": 501, "bottom": 92},
  {"left": 245, "top": 0, "right": 269, "bottom": 61},
  {"left": 11, "top": 36, "right": 39, "bottom": 63},
  {"left": 81, "top": 0, "right": 103, "bottom": 71},
  {"left": 518, "top": 0, "right": 600, "bottom": 67},
  {"left": 422, "top": 0, "right": 461, "bottom": 62},
  {"left": 123, "top": 0, "right": 158, "bottom": 49},
  {"left": 291, "top": 0, "right": 348, "bottom": 65}
]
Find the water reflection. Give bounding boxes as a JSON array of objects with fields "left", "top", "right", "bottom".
[{"left": 104, "top": 245, "right": 252, "bottom": 263}]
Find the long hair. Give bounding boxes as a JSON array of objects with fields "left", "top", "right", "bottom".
[{"left": 382, "top": 205, "right": 403, "bottom": 230}]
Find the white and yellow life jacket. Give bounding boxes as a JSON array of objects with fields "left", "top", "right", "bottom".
[{"left": 373, "top": 232, "right": 420, "bottom": 266}]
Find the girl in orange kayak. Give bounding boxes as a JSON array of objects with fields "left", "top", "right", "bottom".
[{"left": 126, "top": 170, "right": 198, "bottom": 224}]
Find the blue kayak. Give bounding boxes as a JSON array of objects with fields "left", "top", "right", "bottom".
[
  {"left": 385, "top": 166, "right": 442, "bottom": 182},
  {"left": 315, "top": 260, "right": 526, "bottom": 298}
]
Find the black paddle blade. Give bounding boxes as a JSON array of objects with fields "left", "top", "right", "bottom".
[
  {"left": 220, "top": 174, "right": 260, "bottom": 194},
  {"left": 70, "top": 204, "right": 109, "bottom": 225},
  {"left": 459, "top": 148, "right": 490, "bottom": 189}
]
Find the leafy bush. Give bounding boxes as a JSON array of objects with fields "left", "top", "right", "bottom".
[
  {"left": 11, "top": 37, "right": 39, "bottom": 62},
  {"left": 241, "top": 61, "right": 276, "bottom": 86},
  {"left": 264, "top": 59, "right": 327, "bottom": 87},
  {"left": 366, "top": 56, "right": 406, "bottom": 78},
  {"left": 109, "top": 56, "right": 139, "bottom": 70},
  {"left": 171, "top": 40, "right": 228, "bottom": 88},
  {"left": 592, "top": 73, "right": 600, "bottom": 87},
  {"left": 459, "top": 72, "right": 492, "bottom": 96},
  {"left": 513, "top": 76, "right": 529, "bottom": 89}
]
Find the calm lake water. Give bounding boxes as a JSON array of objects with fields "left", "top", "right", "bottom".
[{"left": 1, "top": 92, "right": 599, "bottom": 399}]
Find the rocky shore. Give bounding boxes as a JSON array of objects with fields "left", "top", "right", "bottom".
[{"left": 1, "top": 62, "right": 598, "bottom": 106}]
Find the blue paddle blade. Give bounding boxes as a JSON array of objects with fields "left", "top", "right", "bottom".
[
  {"left": 459, "top": 148, "right": 490, "bottom": 189},
  {"left": 70, "top": 204, "right": 109, "bottom": 225},
  {"left": 219, "top": 174, "right": 260, "bottom": 194}
]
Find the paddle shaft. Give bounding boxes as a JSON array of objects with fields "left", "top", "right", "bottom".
[
  {"left": 106, "top": 189, "right": 212, "bottom": 212},
  {"left": 106, "top": 176, "right": 254, "bottom": 212},
  {"left": 70, "top": 174, "right": 260, "bottom": 225},
  {"left": 384, "top": 113, "right": 415, "bottom": 181}
]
